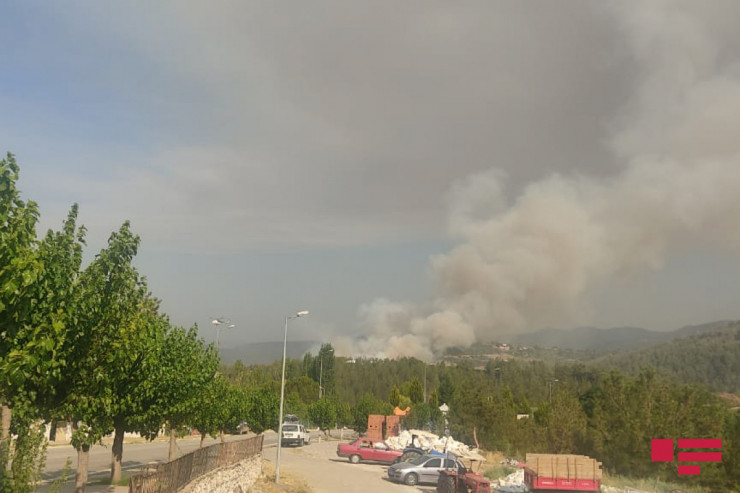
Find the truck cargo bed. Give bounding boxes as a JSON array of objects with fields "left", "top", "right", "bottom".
[{"left": 524, "top": 454, "right": 602, "bottom": 492}]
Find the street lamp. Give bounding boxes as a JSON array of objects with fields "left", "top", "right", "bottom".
[
  {"left": 276, "top": 310, "right": 309, "bottom": 484},
  {"left": 319, "top": 347, "right": 334, "bottom": 399},
  {"left": 211, "top": 318, "right": 235, "bottom": 350},
  {"left": 439, "top": 403, "right": 450, "bottom": 451},
  {"left": 548, "top": 379, "right": 559, "bottom": 403},
  {"left": 421, "top": 362, "right": 435, "bottom": 403}
]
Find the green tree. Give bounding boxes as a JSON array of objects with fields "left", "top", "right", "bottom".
[
  {"left": 0, "top": 153, "right": 42, "bottom": 480},
  {"left": 63, "top": 221, "right": 155, "bottom": 489},
  {"left": 437, "top": 372, "right": 456, "bottom": 407},
  {"left": 308, "top": 398, "right": 337, "bottom": 433},
  {"left": 407, "top": 378, "right": 424, "bottom": 404},
  {"left": 286, "top": 375, "right": 320, "bottom": 404},
  {"left": 351, "top": 393, "right": 392, "bottom": 432},
  {"left": 547, "top": 388, "right": 587, "bottom": 453},
  {"left": 388, "top": 384, "right": 401, "bottom": 407},
  {"left": 0, "top": 203, "right": 86, "bottom": 491},
  {"left": 135, "top": 325, "right": 219, "bottom": 460},
  {"left": 190, "top": 376, "right": 231, "bottom": 447},
  {"left": 243, "top": 386, "right": 279, "bottom": 434},
  {"left": 428, "top": 389, "right": 439, "bottom": 408},
  {"left": 313, "top": 344, "right": 335, "bottom": 397}
]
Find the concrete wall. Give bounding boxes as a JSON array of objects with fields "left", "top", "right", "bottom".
[{"left": 180, "top": 454, "right": 262, "bottom": 493}]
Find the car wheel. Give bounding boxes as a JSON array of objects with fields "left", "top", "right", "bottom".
[
  {"left": 349, "top": 454, "right": 361, "bottom": 464},
  {"left": 404, "top": 473, "right": 419, "bottom": 486},
  {"left": 304, "top": 437, "right": 310, "bottom": 445}
]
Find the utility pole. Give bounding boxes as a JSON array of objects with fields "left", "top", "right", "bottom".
[{"left": 548, "top": 379, "right": 559, "bottom": 403}]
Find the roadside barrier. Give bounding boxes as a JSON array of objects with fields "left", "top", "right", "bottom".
[{"left": 128, "top": 435, "right": 263, "bottom": 493}]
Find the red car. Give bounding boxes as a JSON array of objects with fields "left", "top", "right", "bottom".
[{"left": 336, "top": 438, "right": 403, "bottom": 464}]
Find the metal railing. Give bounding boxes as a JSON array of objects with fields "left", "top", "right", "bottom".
[{"left": 128, "top": 435, "right": 264, "bottom": 493}]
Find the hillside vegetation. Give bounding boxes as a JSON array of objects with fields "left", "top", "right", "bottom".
[{"left": 595, "top": 325, "right": 740, "bottom": 393}]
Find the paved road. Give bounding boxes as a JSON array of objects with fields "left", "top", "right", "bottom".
[{"left": 42, "top": 432, "right": 277, "bottom": 482}]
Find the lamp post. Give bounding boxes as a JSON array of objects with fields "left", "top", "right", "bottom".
[
  {"left": 276, "top": 310, "right": 309, "bottom": 484},
  {"left": 423, "top": 363, "right": 427, "bottom": 403},
  {"left": 211, "top": 318, "right": 235, "bottom": 350},
  {"left": 439, "top": 403, "right": 450, "bottom": 451},
  {"left": 548, "top": 379, "right": 559, "bottom": 403},
  {"left": 319, "top": 347, "right": 334, "bottom": 399}
]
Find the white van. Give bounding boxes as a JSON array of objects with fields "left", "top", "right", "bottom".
[{"left": 281, "top": 423, "right": 310, "bottom": 447}]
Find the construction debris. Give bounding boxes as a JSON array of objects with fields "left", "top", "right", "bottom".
[
  {"left": 493, "top": 468, "right": 526, "bottom": 491},
  {"left": 384, "top": 429, "right": 485, "bottom": 461}
]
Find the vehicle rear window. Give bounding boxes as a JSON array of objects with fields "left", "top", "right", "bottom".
[
  {"left": 424, "top": 458, "right": 442, "bottom": 468},
  {"left": 283, "top": 425, "right": 298, "bottom": 431}
]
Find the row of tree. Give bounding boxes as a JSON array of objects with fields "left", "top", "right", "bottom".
[
  {"left": 0, "top": 154, "right": 256, "bottom": 493},
  {"left": 223, "top": 352, "right": 739, "bottom": 491}
]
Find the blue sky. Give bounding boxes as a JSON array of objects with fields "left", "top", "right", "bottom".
[{"left": 3, "top": 1, "right": 740, "bottom": 359}]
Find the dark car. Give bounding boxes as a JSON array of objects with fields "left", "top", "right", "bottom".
[{"left": 387, "top": 454, "right": 466, "bottom": 486}]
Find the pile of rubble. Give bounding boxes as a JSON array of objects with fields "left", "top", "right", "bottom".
[
  {"left": 493, "top": 468, "right": 527, "bottom": 492},
  {"left": 385, "top": 429, "right": 485, "bottom": 460}
]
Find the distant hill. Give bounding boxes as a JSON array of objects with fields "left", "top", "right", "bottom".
[
  {"left": 594, "top": 323, "right": 740, "bottom": 393},
  {"left": 498, "top": 320, "right": 738, "bottom": 352},
  {"left": 218, "top": 340, "right": 319, "bottom": 365},
  {"left": 500, "top": 326, "right": 662, "bottom": 351}
]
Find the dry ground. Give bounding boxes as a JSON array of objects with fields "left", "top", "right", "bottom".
[{"left": 257, "top": 438, "right": 435, "bottom": 493}]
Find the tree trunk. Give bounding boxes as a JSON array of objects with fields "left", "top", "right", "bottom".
[
  {"left": 49, "top": 420, "right": 57, "bottom": 442},
  {"left": 200, "top": 431, "right": 206, "bottom": 448},
  {"left": 75, "top": 444, "right": 90, "bottom": 493},
  {"left": 1, "top": 403, "right": 11, "bottom": 477},
  {"left": 168, "top": 427, "right": 177, "bottom": 461},
  {"left": 110, "top": 426, "right": 124, "bottom": 483},
  {"left": 1, "top": 404, "right": 10, "bottom": 441},
  {"left": 220, "top": 430, "right": 225, "bottom": 443}
]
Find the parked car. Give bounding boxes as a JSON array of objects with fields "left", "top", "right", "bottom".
[
  {"left": 388, "top": 454, "right": 466, "bottom": 486},
  {"left": 336, "top": 438, "right": 403, "bottom": 464},
  {"left": 281, "top": 423, "right": 310, "bottom": 447},
  {"left": 399, "top": 445, "right": 446, "bottom": 463}
]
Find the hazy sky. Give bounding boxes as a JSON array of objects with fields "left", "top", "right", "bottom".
[{"left": 3, "top": 1, "right": 740, "bottom": 358}]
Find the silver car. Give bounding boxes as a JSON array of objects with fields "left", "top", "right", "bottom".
[{"left": 387, "top": 454, "right": 466, "bottom": 486}]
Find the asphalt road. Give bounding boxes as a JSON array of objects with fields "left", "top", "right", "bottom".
[{"left": 42, "top": 432, "right": 278, "bottom": 482}]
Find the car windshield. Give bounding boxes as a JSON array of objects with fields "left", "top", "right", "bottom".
[{"left": 283, "top": 425, "right": 298, "bottom": 431}]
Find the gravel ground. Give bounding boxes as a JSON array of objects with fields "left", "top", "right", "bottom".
[{"left": 259, "top": 438, "right": 437, "bottom": 493}]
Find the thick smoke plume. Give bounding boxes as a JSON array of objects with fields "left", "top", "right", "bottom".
[{"left": 335, "top": 2, "right": 740, "bottom": 360}]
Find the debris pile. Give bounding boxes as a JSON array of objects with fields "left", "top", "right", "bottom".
[
  {"left": 493, "top": 468, "right": 526, "bottom": 492},
  {"left": 385, "top": 429, "right": 483, "bottom": 459}
]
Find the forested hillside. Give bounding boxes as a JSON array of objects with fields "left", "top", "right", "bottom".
[
  {"left": 595, "top": 325, "right": 740, "bottom": 393},
  {"left": 222, "top": 349, "right": 740, "bottom": 491}
]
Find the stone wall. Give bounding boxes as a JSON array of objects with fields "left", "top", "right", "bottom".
[{"left": 180, "top": 454, "right": 262, "bottom": 493}]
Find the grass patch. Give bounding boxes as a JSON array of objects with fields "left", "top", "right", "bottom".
[
  {"left": 603, "top": 473, "right": 709, "bottom": 493},
  {"left": 483, "top": 464, "right": 517, "bottom": 481}
]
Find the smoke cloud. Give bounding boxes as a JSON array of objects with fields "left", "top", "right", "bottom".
[{"left": 335, "top": 1, "right": 740, "bottom": 360}]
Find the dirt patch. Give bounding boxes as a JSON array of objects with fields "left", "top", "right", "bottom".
[{"left": 249, "top": 461, "right": 313, "bottom": 493}]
